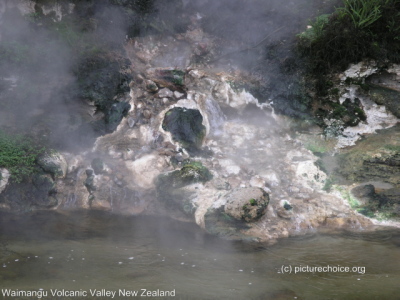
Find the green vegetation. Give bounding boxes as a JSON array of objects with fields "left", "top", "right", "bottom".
[
  {"left": 0, "top": 130, "right": 44, "bottom": 183},
  {"left": 298, "top": 0, "right": 400, "bottom": 74},
  {"left": 341, "top": 188, "right": 361, "bottom": 208},
  {"left": 338, "top": 0, "right": 390, "bottom": 28}
]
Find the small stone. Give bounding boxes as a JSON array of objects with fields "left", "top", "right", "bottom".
[
  {"left": 142, "top": 110, "right": 152, "bottom": 119},
  {"left": 158, "top": 88, "right": 173, "bottom": 98},
  {"left": 174, "top": 91, "right": 184, "bottom": 98},
  {"left": 145, "top": 80, "right": 158, "bottom": 92},
  {"left": 128, "top": 117, "right": 136, "bottom": 128}
]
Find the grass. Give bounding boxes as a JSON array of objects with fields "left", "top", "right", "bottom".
[
  {"left": 338, "top": 0, "right": 390, "bottom": 28},
  {"left": 0, "top": 130, "right": 44, "bottom": 183}
]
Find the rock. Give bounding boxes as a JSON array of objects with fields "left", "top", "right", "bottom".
[
  {"left": 145, "top": 80, "right": 158, "bottom": 92},
  {"left": 84, "top": 169, "right": 96, "bottom": 193},
  {"left": 156, "top": 161, "right": 213, "bottom": 214},
  {"left": 0, "top": 169, "right": 10, "bottom": 194},
  {"left": 158, "top": 88, "right": 173, "bottom": 98},
  {"left": 174, "top": 91, "right": 184, "bottom": 98},
  {"left": 335, "top": 125, "right": 400, "bottom": 187},
  {"left": 37, "top": 151, "right": 68, "bottom": 179},
  {"left": 259, "top": 170, "right": 280, "bottom": 187},
  {"left": 125, "top": 154, "right": 167, "bottom": 189},
  {"left": 146, "top": 68, "right": 186, "bottom": 91},
  {"left": 213, "top": 178, "right": 231, "bottom": 190},
  {"left": 91, "top": 158, "right": 104, "bottom": 175},
  {"left": 127, "top": 117, "right": 136, "bottom": 128},
  {"left": 277, "top": 201, "right": 293, "bottom": 219},
  {"left": 162, "top": 107, "right": 206, "bottom": 154},
  {"left": 74, "top": 55, "right": 131, "bottom": 111},
  {"left": 219, "top": 159, "right": 241, "bottom": 175},
  {"left": 224, "top": 187, "right": 269, "bottom": 222},
  {"left": 105, "top": 102, "right": 131, "bottom": 133},
  {"left": 368, "top": 85, "right": 400, "bottom": 118},
  {"left": 249, "top": 175, "right": 265, "bottom": 188},
  {"left": 351, "top": 184, "right": 375, "bottom": 199},
  {"left": 156, "top": 161, "right": 213, "bottom": 191},
  {"left": 0, "top": 173, "right": 58, "bottom": 212},
  {"left": 142, "top": 109, "right": 152, "bottom": 119}
]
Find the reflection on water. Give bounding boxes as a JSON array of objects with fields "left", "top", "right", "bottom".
[{"left": 0, "top": 210, "right": 399, "bottom": 300}]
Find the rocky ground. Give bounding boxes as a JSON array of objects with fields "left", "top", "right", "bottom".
[{"left": 0, "top": 0, "right": 399, "bottom": 243}]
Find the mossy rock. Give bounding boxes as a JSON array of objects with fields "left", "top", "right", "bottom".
[
  {"left": 156, "top": 161, "right": 212, "bottom": 190},
  {"left": 324, "top": 98, "right": 366, "bottom": 127},
  {"left": 155, "top": 161, "right": 212, "bottom": 215},
  {"left": 224, "top": 187, "right": 269, "bottom": 222},
  {"left": 162, "top": 107, "right": 206, "bottom": 154},
  {"left": 36, "top": 151, "right": 67, "bottom": 179},
  {"left": 368, "top": 85, "right": 400, "bottom": 118},
  {"left": 334, "top": 125, "right": 400, "bottom": 186}
]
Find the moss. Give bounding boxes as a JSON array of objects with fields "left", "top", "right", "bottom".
[
  {"left": 156, "top": 161, "right": 212, "bottom": 196},
  {"left": 249, "top": 198, "right": 257, "bottom": 206},
  {"left": 322, "top": 177, "right": 334, "bottom": 192}
]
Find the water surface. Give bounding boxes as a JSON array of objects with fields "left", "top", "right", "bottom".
[{"left": 0, "top": 211, "right": 399, "bottom": 300}]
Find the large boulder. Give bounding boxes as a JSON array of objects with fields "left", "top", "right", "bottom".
[
  {"left": 0, "top": 173, "right": 57, "bottom": 212},
  {"left": 105, "top": 102, "right": 131, "bottom": 133},
  {"left": 162, "top": 107, "right": 206, "bottom": 154},
  {"left": 37, "top": 151, "right": 68, "bottom": 179},
  {"left": 156, "top": 161, "right": 212, "bottom": 214},
  {"left": 334, "top": 125, "right": 400, "bottom": 220},
  {"left": 224, "top": 187, "right": 269, "bottom": 222}
]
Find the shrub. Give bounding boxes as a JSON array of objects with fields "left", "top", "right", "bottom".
[
  {"left": 0, "top": 131, "right": 44, "bottom": 183},
  {"left": 297, "top": 0, "right": 400, "bottom": 74}
]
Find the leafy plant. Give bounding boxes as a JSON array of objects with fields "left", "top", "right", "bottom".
[{"left": 0, "top": 131, "right": 44, "bottom": 183}]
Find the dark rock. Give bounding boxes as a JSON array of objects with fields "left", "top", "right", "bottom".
[
  {"left": 73, "top": 55, "right": 131, "bottom": 111},
  {"left": 367, "top": 77, "right": 400, "bottom": 118},
  {"left": 0, "top": 173, "right": 57, "bottom": 212},
  {"left": 105, "top": 102, "right": 131, "bottom": 133},
  {"left": 162, "top": 107, "right": 206, "bottom": 154},
  {"left": 145, "top": 80, "right": 158, "bottom": 92},
  {"left": 91, "top": 158, "right": 104, "bottom": 175},
  {"left": 84, "top": 169, "right": 96, "bottom": 193},
  {"left": 352, "top": 184, "right": 376, "bottom": 199}
]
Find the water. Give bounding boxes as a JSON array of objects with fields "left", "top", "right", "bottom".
[{"left": 0, "top": 211, "right": 399, "bottom": 300}]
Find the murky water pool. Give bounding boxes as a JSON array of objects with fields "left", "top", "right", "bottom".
[{"left": 0, "top": 210, "right": 399, "bottom": 300}]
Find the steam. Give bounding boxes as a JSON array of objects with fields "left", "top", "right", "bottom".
[{"left": 0, "top": 0, "right": 338, "bottom": 152}]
